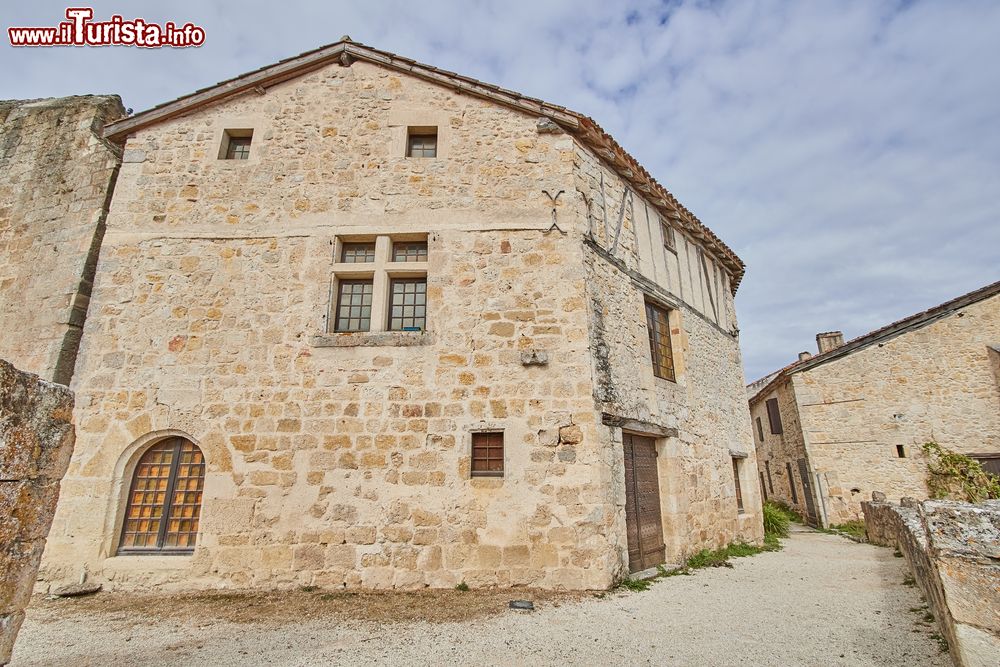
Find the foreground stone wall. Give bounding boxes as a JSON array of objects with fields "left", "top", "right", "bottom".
[
  {"left": 0, "top": 360, "right": 75, "bottom": 665},
  {"left": 862, "top": 498, "right": 1000, "bottom": 667},
  {"left": 0, "top": 96, "right": 125, "bottom": 383},
  {"left": 799, "top": 294, "right": 1000, "bottom": 524}
]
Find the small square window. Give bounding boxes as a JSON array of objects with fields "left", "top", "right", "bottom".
[
  {"left": 334, "top": 279, "right": 373, "bottom": 332},
  {"left": 896, "top": 445, "right": 906, "bottom": 458},
  {"left": 341, "top": 242, "right": 376, "bottom": 263},
  {"left": 660, "top": 219, "right": 676, "bottom": 254},
  {"left": 221, "top": 129, "right": 253, "bottom": 160},
  {"left": 471, "top": 432, "right": 504, "bottom": 477},
  {"left": 392, "top": 241, "right": 428, "bottom": 262},
  {"left": 388, "top": 278, "right": 427, "bottom": 331},
  {"left": 407, "top": 127, "right": 437, "bottom": 158}
]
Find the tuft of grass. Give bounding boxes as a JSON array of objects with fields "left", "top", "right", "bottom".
[
  {"left": 830, "top": 520, "right": 867, "bottom": 540},
  {"left": 455, "top": 581, "right": 469, "bottom": 592},
  {"left": 903, "top": 573, "right": 916, "bottom": 587},
  {"left": 619, "top": 577, "right": 652, "bottom": 592},
  {"left": 298, "top": 585, "right": 319, "bottom": 593},
  {"left": 930, "top": 633, "right": 949, "bottom": 653},
  {"left": 893, "top": 549, "right": 904, "bottom": 558},
  {"left": 762, "top": 501, "right": 791, "bottom": 538}
]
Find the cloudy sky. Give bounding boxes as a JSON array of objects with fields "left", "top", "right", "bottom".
[{"left": 3, "top": 0, "right": 998, "bottom": 380}]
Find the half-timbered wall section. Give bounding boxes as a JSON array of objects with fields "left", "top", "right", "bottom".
[{"left": 573, "top": 141, "right": 762, "bottom": 564}]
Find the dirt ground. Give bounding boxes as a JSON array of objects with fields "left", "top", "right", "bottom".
[{"left": 11, "top": 528, "right": 950, "bottom": 666}]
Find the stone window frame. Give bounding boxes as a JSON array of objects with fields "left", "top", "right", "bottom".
[
  {"left": 220, "top": 129, "right": 253, "bottom": 160},
  {"left": 207, "top": 115, "right": 265, "bottom": 166},
  {"left": 325, "top": 233, "right": 429, "bottom": 335},
  {"left": 731, "top": 456, "right": 746, "bottom": 513},
  {"left": 469, "top": 428, "right": 506, "bottom": 478},
  {"left": 118, "top": 437, "right": 205, "bottom": 555},
  {"left": 388, "top": 110, "right": 451, "bottom": 159},
  {"left": 643, "top": 298, "right": 681, "bottom": 383},
  {"left": 105, "top": 429, "right": 206, "bottom": 561},
  {"left": 406, "top": 127, "right": 438, "bottom": 158}
]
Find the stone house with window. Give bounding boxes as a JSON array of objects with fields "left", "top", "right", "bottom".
[
  {"left": 749, "top": 280, "right": 1000, "bottom": 526},
  {"left": 32, "top": 38, "right": 762, "bottom": 591}
]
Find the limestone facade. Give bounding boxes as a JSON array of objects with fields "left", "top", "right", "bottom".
[
  {"left": 34, "top": 41, "right": 760, "bottom": 591},
  {"left": 751, "top": 283, "right": 1000, "bottom": 526},
  {"left": 0, "top": 96, "right": 125, "bottom": 384}
]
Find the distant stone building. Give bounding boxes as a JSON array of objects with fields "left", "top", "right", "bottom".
[
  {"left": 27, "top": 38, "right": 761, "bottom": 591},
  {"left": 749, "top": 281, "right": 1000, "bottom": 526},
  {"left": 0, "top": 96, "right": 125, "bottom": 384}
]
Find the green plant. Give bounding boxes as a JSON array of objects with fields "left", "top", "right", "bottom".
[
  {"left": 903, "top": 573, "right": 916, "bottom": 587},
  {"left": 930, "top": 633, "right": 949, "bottom": 653},
  {"left": 830, "top": 520, "right": 867, "bottom": 540},
  {"left": 455, "top": 581, "right": 469, "bottom": 592},
  {"left": 768, "top": 500, "right": 804, "bottom": 523},
  {"left": 922, "top": 442, "right": 1000, "bottom": 502},
  {"left": 619, "top": 577, "right": 652, "bottom": 592},
  {"left": 762, "top": 501, "right": 790, "bottom": 538}
]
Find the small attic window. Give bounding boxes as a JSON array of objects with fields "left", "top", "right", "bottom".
[
  {"left": 406, "top": 127, "right": 437, "bottom": 158},
  {"left": 221, "top": 129, "right": 253, "bottom": 160}
]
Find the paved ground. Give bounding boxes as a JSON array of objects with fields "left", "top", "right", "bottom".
[{"left": 12, "top": 528, "right": 949, "bottom": 666}]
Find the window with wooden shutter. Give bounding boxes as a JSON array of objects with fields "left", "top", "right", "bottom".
[
  {"left": 471, "top": 431, "right": 504, "bottom": 477},
  {"left": 755, "top": 416, "right": 764, "bottom": 442},
  {"left": 732, "top": 458, "right": 744, "bottom": 512},
  {"left": 644, "top": 301, "right": 676, "bottom": 382},
  {"left": 766, "top": 398, "right": 783, "bottom": 434},
  {"left": 119, "top": 438, "right": 205, "bottom": 554},
  {"left": 660, "top": 219, "right": 676, "bottom": 254}
]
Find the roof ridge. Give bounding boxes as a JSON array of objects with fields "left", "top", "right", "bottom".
[
  {"left": 747, "top": 278, "right": 1000, "bottom": 399},
  {"left": 102, "top": 38, "right": 747, "bottom": 290}
]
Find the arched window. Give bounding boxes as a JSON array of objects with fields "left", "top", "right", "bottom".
[{"left": 118, "top": 437, "right": 205, "bottom": 554}]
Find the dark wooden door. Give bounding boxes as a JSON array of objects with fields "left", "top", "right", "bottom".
[{"left": 623, "top": 433, "right": 666, "bottom": 573}]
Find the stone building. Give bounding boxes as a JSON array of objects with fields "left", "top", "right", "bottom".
[
  {"left": 35, "top": 38, "right": 761, "bottom": 591},
  {"left": 0, "top": 95, "right": 125, "bottom": 384},
  {"left": 749, "top": 280, "right": 1000, "bottom": 526}
]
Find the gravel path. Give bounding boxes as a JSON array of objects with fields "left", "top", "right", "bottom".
[{"left": 12, "top": 528, "right": 949, "bottom": 666}]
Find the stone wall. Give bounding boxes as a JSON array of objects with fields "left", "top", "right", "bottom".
[
  {"left": 573, "top": 143, "right": 763, "bottom": 565},
  {"left": 0, "top": 96, "right": 125, "bottom": 383},
  {"left": 797, "top": 294, "right": 1000, "bottom": 524},
  {"left": 862, "top": 498, "right": 1000, "bottom": 667},
  {"left": 39, "top": 58, "right": 755, "bottom": 591},
  {"left": 0, "top": 360, "right": 75, "bottom": 665},
  {"left": 750, "top": 378, "right": 817, "bottom": 522}
]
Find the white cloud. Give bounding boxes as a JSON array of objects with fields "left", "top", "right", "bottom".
[{"left": 3, "top": 0, "right": 998, "bottom": 380}]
